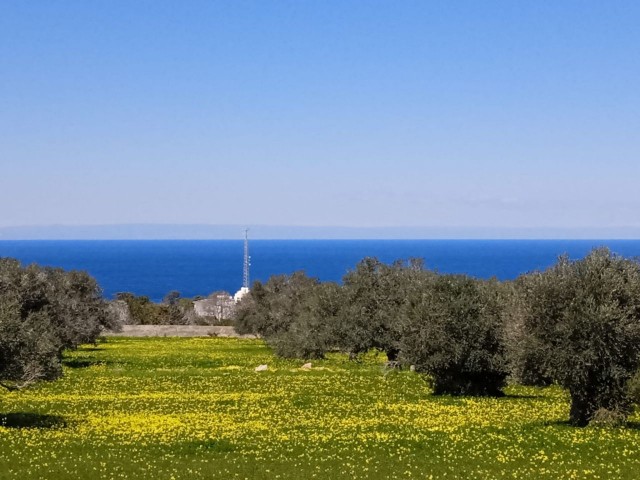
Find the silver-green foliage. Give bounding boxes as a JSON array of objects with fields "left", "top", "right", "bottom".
[
  {"left": 399, "top": 274, "right": 509, "bottom": 396},
  {"left": 0, "top": 258, "right": 119, "bottom": 389},
  {"left": 518, "top": 248, "right": 640, "bottom": 426}
]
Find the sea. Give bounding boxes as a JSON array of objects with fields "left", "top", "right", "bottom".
[{"left": 1, "top": 240, "right": 639, "bottom": 302}]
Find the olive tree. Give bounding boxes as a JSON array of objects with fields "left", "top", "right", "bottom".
[
  {"left": 519, "top": 248, "right": 640, "bottom": 426},
  {"left": 400, "top": 275, "right": 509, "bottom": 396},
  {"left": 234, "top": 271, "right": 347, "bottom": 359},
  {"left": 267, "top": 281, "right": 343, "bottom": 359},
  {"left": 233, "top": 271, "right": 321, "bottom": 341},
  {"left": 336, "top": 258, "right": 428, "bottom": 361},
  {"left": 0, "top": 302, "right": 61, "bottom": 390},
  {"left": 503, "top": 280, "right": 553, "bottom": 387},
  {"left": 0, "top": 258, "right": 119, "bottom": 390}
]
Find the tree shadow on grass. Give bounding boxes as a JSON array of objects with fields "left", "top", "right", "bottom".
[
  {"left": 62, "top": 359, "right": 107, "bottom": 369},
  {"left": 0, "top": 413, "right": 68, "bottom": 429},
  {"left": 537, "top": 419, "right": 640, "bottom": 430}
]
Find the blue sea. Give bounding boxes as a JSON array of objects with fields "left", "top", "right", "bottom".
[{"left": 1, "top": 240, "right": 639, "bottom": 302}]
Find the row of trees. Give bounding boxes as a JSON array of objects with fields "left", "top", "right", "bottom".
[
  {"left": 115, "top": 291, "right": 196, "bottom": 325},
  {"left": 235, "top": 248, "right": 640, "bottom": 426},
  {"left": 114, "top": 290, "right": 234, "bottom": 325},
  {"left": 0, "top": 258, "right": 120, "bottom": 390}
]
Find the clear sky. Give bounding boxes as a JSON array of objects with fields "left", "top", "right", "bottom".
[{"left": 1, "top": 1, "right": 639, "bottom": 234}]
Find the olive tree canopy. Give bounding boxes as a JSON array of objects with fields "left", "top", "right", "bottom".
[
  {"left": 519, "top": 248, "right": 640, "bottom": 426},
  {"left": 0, "top": 258, "right": 119, "bottom": 390}
]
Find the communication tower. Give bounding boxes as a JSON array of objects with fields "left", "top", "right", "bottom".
[
  {"left": 243, "top": 228, "right": 250, "bottom": 289},
  {"left": 234, "top": 228, "right": 251, "bottom": 302}
]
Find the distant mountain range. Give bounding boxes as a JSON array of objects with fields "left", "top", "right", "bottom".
[{"left": 1, "top": 224, "right": 639, "bottom": 240}]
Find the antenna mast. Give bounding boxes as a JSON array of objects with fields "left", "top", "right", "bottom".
[{"left": 243, "top": 228, "right": 250, "bottom": 289}]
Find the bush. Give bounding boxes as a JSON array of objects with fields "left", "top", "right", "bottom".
[
  {"left": 400, "top": 275, "right": 509, "bottom": 396},
  {"left": 519, "top": 248, "right": 640, "bottom": 426}
]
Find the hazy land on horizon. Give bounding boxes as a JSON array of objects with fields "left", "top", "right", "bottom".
[{"left": 2, "top": 224, "right": 640, "bottom": 240}]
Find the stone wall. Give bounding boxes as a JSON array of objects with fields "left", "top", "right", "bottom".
[{"left": 103, "top": 325, "right": 257, "bottom": 338}]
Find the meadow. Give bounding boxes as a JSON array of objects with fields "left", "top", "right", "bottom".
[{"left": 1, "top": 337, "right": 639, "bottom": 480}]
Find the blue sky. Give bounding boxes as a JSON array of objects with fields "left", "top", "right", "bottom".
[{"left": 1, "top": 1, "right": 639, "bottom": 234}]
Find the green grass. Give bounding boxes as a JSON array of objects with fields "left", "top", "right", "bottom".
[{"left": 1, "top": 337, "right": 639, "bottom": 479}]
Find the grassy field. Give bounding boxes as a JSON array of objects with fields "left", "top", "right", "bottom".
[{"left": 1, "top": 337, "right": 639, "bottom": 479}]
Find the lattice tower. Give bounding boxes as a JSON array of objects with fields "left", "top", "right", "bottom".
[{"left": 243, "top": 228, "right": 250, "bottom": 289}]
